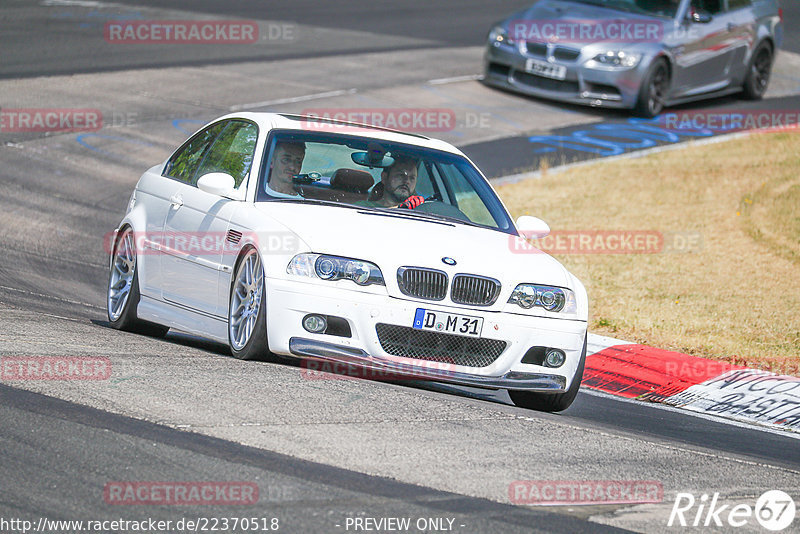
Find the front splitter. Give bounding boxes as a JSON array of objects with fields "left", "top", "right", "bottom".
[{"left": 289, "top": 337, "right": 567, "bottom": 392}]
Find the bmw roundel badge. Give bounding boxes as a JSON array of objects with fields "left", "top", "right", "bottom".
[{"left": 442, "top": 257, "right": 456, "bottom": 266}]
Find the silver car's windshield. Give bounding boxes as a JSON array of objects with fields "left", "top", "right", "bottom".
[
  {"left": 257, "top": 128, "right": 514, "bottom": 234},
  {"left": 567, "top": 0, "right": 681, "bottom": 18}
]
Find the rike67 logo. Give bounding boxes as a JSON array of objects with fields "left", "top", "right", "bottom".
[{"left": 668, "top": 490, "right": 796, "bottom": 531}]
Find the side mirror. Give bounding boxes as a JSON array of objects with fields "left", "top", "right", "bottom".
[
  {"left": 516, "top": 215, "right": 550, "bottom": 239},
  {"left": 689, "top": 8, "right": 712, "bottom": 23},
  {"left": 197, "top": 172, "right": 238, "bottom": 199}
]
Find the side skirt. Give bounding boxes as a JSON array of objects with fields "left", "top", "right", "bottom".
[{"left": 137, "top": 295, "right": 229, "bottom": 344}]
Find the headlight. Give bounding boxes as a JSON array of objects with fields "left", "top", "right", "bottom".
[
  {"left": 591, "top": 50, "right": 642, "bottom": 68},
  {"left": 287, "top": 254, "right": 384, "bottom": 286},
  {"left": 508, "top": 284, "right": 577, "bottom": 314},
  {"left": 489, "top": 25, "right": 513, "bottom": 45}
]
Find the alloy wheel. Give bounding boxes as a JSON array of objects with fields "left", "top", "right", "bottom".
[
  {"left": 108, "top": 228, "right": 136, "bottom": 321},
  {"left": 229, "top": 251, "right": 264, "bottom": 350}
]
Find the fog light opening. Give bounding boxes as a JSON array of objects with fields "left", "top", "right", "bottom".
[
  {"left": 544, "top": 349, "right": 566, "bottom": 368},
  {"left": 303, "top": 314, "right": 327, "bottom": 334}
]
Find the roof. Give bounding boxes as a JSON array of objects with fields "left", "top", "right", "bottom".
[{"left": 216, "top": 112, "right": 464, "bottom": 156}]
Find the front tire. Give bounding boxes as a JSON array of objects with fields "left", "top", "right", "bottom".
[
  {"left": 228, "top": 248, "right": 274, "bottom": 361},
  {"left": 508, "top": 334, "right": 587, "bottom": 412},
  {"left": 107, "top": 226, "right": 169, "bottom": 337},
  {"left": 742, "top": 42, "right": 773, "bottom": 100},
  {"left": 634, "top": 58, "right": 670, "bottom": 118}
]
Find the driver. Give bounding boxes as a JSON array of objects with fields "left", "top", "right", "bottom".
[
  {"left": 266, "top": 140, "right": 305, "bottom": 198},
  {"left": 361, "top": 155, "right": 424, "bottom": 208}
]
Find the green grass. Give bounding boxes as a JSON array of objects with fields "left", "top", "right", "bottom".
[{"left": 496, "top": 132, "right": 800, "bottom": 376}]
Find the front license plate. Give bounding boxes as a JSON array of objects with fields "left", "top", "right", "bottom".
[
  {"left": 525, "top": 58, "right": 567, "bottom": 80},
  {"left": 412, "top": 308, "right": 483, "bottom": 338}
]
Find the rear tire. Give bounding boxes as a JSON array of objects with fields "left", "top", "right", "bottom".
[
  {"left": 742, "top": 42, "right": 773, "bottom": 100},
  {"left": 508, "top": 334, "right": 587, "bottom": 412},
  {"left": 228, "top": 248, "right": 275, "bottom": 361},
  {"left": 107, "top": 226, "right": 169, "bottom": 337},
  {"left": 633, "top": 58, "right": 670, "bottom": 118}
]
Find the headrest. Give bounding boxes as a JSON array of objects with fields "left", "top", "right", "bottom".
[{"left": 330, "top": 168, "right": 374, "bottom": 193}]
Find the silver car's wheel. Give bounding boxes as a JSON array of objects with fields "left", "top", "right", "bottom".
[
  {"left": 742, "top": 42, "right": 773, "bottom": 100},
  {"left": 228, "top": 248, "right": 272, "bottom": 360},
  {"left": 108, "top": 227, "right": 136, "bottom": 322},
  {"left": 634, "top": 59, "right": 669, "bottom": 118},
  {"left": 107, "top": 227, "right": 169, "bottom": 336}
]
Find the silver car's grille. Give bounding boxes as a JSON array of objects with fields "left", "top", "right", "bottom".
[
  {"left": 397, "top": 267, "right": 448, "bottom": 301},
  {"left": 375, "top": 324, "right": 506, "bottom": 367},
  {"left": 524, "top": 41, "right": 548, "bottom": 57},
  {"left": 553, "top": 46, "right": 581, "bottom": 61},
  {"left": 451, "top": 274, "right": 501, "bottom": 306},
  {"left": 523, "top": 42, "right": 581, "bottom": 62}
]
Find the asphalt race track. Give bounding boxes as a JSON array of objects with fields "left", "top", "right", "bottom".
[{"left": 1, "top": 1, "right": 799, "bottom": 533}]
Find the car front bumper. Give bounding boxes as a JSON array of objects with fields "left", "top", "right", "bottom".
[
  {"left": 483, "top": 41, "right": 648, "bottom": 110},
  {"left": 265, "top": 277, "right": 587, "bottom": 392}
]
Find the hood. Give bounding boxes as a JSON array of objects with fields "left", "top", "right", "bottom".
[{"left": 256, "top": 202, "right": 572, "bottom": 303}]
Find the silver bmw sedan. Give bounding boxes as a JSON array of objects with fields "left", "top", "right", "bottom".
[{"left": 483, "top": 0, "right": 783, "bottom": 116}]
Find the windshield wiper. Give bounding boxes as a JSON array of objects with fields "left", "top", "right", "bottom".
[
  {"left": 375, "top": 207, "right": 487, "bottom": 229},
  {"left": 273, "top": 198, "right": 492, "bottom": 230}
]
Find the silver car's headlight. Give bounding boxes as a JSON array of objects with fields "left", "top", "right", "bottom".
[
  {"left": 287, "top": 253, "right": 384, "bottom": 286},
  {"left": 508, "top": 284, "right": 577, "bottom": 314},
  {"left": 591, "top": 50, "right": 642, "bottom": 68},
  {"left": 489, "top": 25, "right": 513, "bottom": 45}
]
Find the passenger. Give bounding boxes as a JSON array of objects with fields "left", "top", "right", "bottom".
[
  {"left": 266, "top": 141, "right": 305, "bottom": 198},
  {"left": 361, "top": 155, "right": 424, "bottom": 208}
]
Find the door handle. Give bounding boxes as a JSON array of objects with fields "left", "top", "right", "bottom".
[{"left": 169, "top": 194, "right": 183, "bottom": 208}]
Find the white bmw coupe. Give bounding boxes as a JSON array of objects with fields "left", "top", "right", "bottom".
[{"left": 107, "top": 113, "right": 588, "bottom": 411}]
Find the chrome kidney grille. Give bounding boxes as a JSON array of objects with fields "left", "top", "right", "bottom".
[
  {"left": 396, "top": 268, "right": 501, "bottom": 306},
  {"left": 451, "top": 274, "right": 501, "bottom": 306},
  {"left": 397, "top": 267, "right": 448, "bottom": 301}
]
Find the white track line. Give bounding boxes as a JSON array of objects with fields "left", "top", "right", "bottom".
[
  {"left": 230, "top": 88, "right": 358, "bottom": 112},
  {"left": 428, "top": 74, "right": 484, "bottom": 85},
  {"left": 0, "top": 284, "right": 102, "bottom": 310}
]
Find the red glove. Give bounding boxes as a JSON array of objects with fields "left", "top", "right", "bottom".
[{"left": 398, "top": 195, "right": 425, "bottom": 209}]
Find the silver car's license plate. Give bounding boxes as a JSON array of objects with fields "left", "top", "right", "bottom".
[
  {"left": 525, "top": 58, "right": 567, "bottom": 81},
  {"left": 412, "top": 308, "right": 483, "bottom": 337}
]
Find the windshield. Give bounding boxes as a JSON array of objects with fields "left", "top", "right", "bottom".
[
  {"left": 565, "top": 0, "right": 681, "bottom": 18},
  {"left": 257, "top": 129, "right": 515, "bottom": 234}
]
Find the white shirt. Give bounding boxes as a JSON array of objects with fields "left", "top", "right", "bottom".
[{"left": 264, "top": 180, "right": 303, "bottom": 199}]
